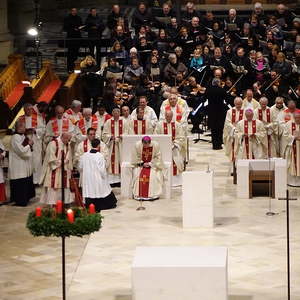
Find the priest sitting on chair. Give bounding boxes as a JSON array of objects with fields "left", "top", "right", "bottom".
[{"left": 131, "top": 136, "right": 164, "bottom": 200}]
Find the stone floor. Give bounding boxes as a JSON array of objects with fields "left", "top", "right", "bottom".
[{"left": 1, "top": 136, "right": 300, "bottom": 300}]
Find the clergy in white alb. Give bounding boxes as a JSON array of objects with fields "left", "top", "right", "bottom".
[
  {"left": 270, "top": 97, "right": 287, "bottom": 156},
  {"left": 39, "top": 133, "right": 74, "bottom": 205},
  {"left": 78, "top": 138, "right": 117, "bottom": 212},
  {"left": 63, "top": 100, "right": 82, "bottom": 125},
  {"left": 102, "top": 107, "right": 129, "bottom": 184},
  {"left": 154, "top": 110, "right": 185, "bottom": 186},
  {"left": 159, "top": 94, "right": 189, "bottom": 134},
  {"left": 234, "top": 109, "right": 267, "bottom": 159},
  {"left": 254, "top": 97, "right": 277, "bottom": 158},
  {"left": 121, "top": 105, "right": 132, "bottom": 126},
  {"left": 282, "top": 112, "right": 300, "bottom": 186},
  {"left": 131, "top": 96, "right": 158, "bottom": 127},
  {"left": 94, "top": 103, "right": 111, "bottom": 133},
  {"left": 18, "top": 103, "right": 46, "bottom": 184},
  {"left": 242, "top": 89, "right": 260, "bottom": 110},
  {"left": 9, "top": 120, "right": 35, "bottom": 206},
  {"left": 223, "top": 97, "right": 245, "bottom": 162},
  {"left": 44, "top": 105, "right": 75, "bottom": 144},
  {"left": 129, "top": 106, "right": 154, "bottom": 134},
  {"left": 76, "top": 108, "right": 101, "bottom": 142},
  {"left": 131, "top": 136, "right": 164, "bottom": 200}
]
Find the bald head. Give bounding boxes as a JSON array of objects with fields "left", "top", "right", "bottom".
[
  {"left": 165, "top": 110, "right": 173, "bottom": 123},
  {"left": 61, "top": 132, "right": 72, "bottom": 144},
  {"left": 55, "top": 105, "right": 64, "bottom": 119}
]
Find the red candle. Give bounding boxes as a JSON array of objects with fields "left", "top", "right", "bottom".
[
  {"left": 67, "top": 209, "right": 74, "bottom": 223},
  {"left": 89, "top": 204, "right": 95, "bottom": 214},
  {"left": 35, "top": 207, "right": 42, "bottom": 217},
  {"left": 56, "top": 200, "right": 63, "bottom": 214}
]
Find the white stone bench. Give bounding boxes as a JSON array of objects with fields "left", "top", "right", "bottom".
[{"left": 121, "top": 135, "right": 172, "bottom": 199}]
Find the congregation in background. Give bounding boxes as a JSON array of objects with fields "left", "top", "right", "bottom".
[{"left": 1, "top": 1, "right": 300, "bottom": 208}]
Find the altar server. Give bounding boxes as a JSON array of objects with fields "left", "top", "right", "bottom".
[
  {"left": 9, "top": 120, "right": 35, "bottom": 206},
  {"left": 79, "top": 138, "right": 117, "bottom": 212}
]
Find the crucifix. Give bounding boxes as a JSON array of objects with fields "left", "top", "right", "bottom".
[{"left": 279, "top": 190, "right": 297, "bottom": 300}]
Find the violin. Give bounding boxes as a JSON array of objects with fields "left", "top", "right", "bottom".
[
  {"left": 116, "top": 82, "right": 133, "bottom": 91},
  {"left": 191, "top": 84, "right": 206, "bottom": 94},
  {"left": 147, "top": 81, "right": 161, "bottom": 90}
]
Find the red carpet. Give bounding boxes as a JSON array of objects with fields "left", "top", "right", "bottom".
[
  {"left": 37, "top": 80, "right": 62, "bottom": 103},
  {"left": 5, "top": 83, "right": 27, "bottom": 109}
]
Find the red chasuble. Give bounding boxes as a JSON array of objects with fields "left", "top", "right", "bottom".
[{"left": 138, "top": 146, "right": 153, "bottom": 198}]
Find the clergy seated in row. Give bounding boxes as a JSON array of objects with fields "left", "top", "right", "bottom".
[
  {"left": 121, "top": 105, "right": 132, "bottom": 125},
  {"left": 40, "top": 133, "right": 74, "bottom": 205},
  {"left": 155, "top": 110, "right": 185, "bottom": 186},
  {"left": 44, "top": 105, "right": 76, "bottom": 145},
  {"left": 63, "top": 100, "right": 82, "bottom": 125},
  {"left": 234, "top": 109, "right": 267, "bottom": 160},
  {"left": 76, "top": 108, "right": 102, "bottom": 142},
  {"left": 74, "top": 127, "right": 109, "bottom": 169},
  {"left": 131, "top": 96, "right": 157, "bottom": 127},
  {"left": 129, "top": 106, "right": 154, "bottom": 134},
  {"left": 254, "top": 97, "right": 277, "bottom": 158},
  {"left": 79, "top": 138, "right": 117, "bottom": 212},
  {"left": 102, "top": 107, "right": 129, "bottom": 185},
  {"left": 0, "top": 140, "right": 6, "bottom": 203},
  {"left": 131, "top": 136, "right": 164, "bottom": 200},
  {"left": 223, "top": 97, "right": 245, "bottom": 165},
  {"left": 9, "top": 120, "right": 35, "bottom": 206},
  {"left": 282, "top": 112, "right": 300, "bottom": 187},
  {"left": 18, "top": 103, "right": 46, "bottom": 184}
]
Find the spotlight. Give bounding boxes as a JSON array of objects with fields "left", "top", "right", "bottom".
[{"left": 27, "top": 27, "right": 38, "bottom": 36}]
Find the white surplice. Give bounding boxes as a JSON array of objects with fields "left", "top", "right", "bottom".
[{"left": 78, "top": 152, "right": 112, "bottom": 198}]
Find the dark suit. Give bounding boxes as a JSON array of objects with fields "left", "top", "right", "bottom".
[{"left": 205, "top": 86, "right": 228, "bottom": 149}]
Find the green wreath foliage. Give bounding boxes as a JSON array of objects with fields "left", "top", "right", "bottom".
[{"left": 26, "top": 207, "right": 102, "bottom": 238}]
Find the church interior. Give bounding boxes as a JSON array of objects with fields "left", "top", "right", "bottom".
[{"left": 1, "top": 0, "right": 300, "bottom": 299}]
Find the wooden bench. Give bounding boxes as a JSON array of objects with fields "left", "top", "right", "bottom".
[
  {"left": 0, "top": 54, "right": 29, "bottom": 114},
  {"left": 249, "top": 170, "right": 275, "bottom": 198}
]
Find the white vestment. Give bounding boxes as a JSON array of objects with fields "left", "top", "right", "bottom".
[
  {"left": 282, "top": 121, "right": 300, "bottom": 186},
  {"left": 39, "top": 138, "right": 74, "bottom": 204},
  {"left": 234, "top": 119, "right": 267, "bottom": 159},
  {"left": 131, "top": 141, "right": 164, "bottom": 199},
  {"left": 76, "top": 116, "right": 102, "bottom": 143},
  {"left": 102, "top": 118, "right": 129, "bottom": 183},
  {"left": 0, "top": 140, "right": 6, "bottom": 184},
  {"left": 223, "top": 108, "right": 245, "bottom": 162},
  {"left": 19, "top": 113, "right": 46, "bottom": 184},
  {"left": 78, "top": 152, "right": 112, "bottom": 198},
  {"left": 44, "top": 117, "right": 76, "bottom": 144},
  {"left": 254, "top": 107, "right": 277, "bottom": 158},
  {"left": 63, "top": 108, "right": 82, "bottom": 125},
  {"left": 9, "top": 134, "right": 33, "bottom": 180},
  {"left": 128, "top": 119, "right": 154, "bottom": 134},
  {"left": 155, "top": 121, "right": 184, "bottom": 186},
  {"left": 131, "top": 106, "right": 158, "bottom": 127}
]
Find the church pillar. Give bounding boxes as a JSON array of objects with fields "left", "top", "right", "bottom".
[{"left": 0, "top": 0, "right": 13, "bottom": 65}]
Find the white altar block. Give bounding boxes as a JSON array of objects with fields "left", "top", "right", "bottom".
[
  {"left": 132, "top": 246, "right": 228, "bottom": 300},
  {"left": 121, "top": 135, "right": 172, "bottom": 199},
  {"left": 237, "top": 159, "right": 287, "bottom": 199},
  {"left": 182, "top": 171, "right": 214, "bottom": 228}
]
